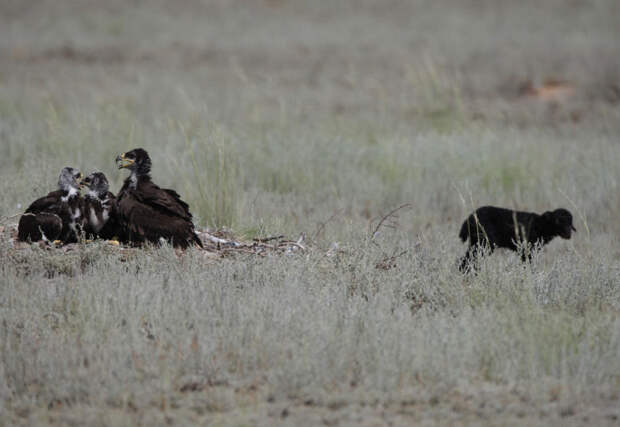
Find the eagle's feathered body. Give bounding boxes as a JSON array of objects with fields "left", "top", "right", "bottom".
[
  {"left": 18, "top": 167, "right": 85, "bottom": 243},
  {"left": 115, "top": 149, "right": 202, "bottom": 248},
  {"left": 82, "top": 172, "right": 121, "bottom": 240}
]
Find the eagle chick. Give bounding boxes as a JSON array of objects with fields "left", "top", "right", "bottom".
[
  {"left": 18, "top": 167, "right": 85, "bottom": 244},
  {"left": 115, "top": 148, "right": 203, "bottom": 248}
]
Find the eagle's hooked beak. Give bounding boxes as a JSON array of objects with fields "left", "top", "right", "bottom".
[
  {"left": 116, "top": 153, "right": 134, "bottom": 169},
  {"left": 80, "top": 176, "right": 91, "bottom": 188},
  {"left": 77, "top": 172, "right": 85, "bottom": 188}
]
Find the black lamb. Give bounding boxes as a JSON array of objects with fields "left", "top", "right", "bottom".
[{"left": 458, "top": 206, "right": 576, "bottom": 272}]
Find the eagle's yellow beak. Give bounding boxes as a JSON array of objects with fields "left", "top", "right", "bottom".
[
  {"left": 116, "top": 153, "right": 134, "bottom": 169},
  {"left": 77, "top": 173, "right": 85, "bottom": 188}
]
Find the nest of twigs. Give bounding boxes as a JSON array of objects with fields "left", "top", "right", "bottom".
[
  {"left": 0, "top": 220, "right": 307, "bottom": 259},
  {"left": 2, "top": 203, "right": 412, "bottom": 268},
  {"left": 196, "top": 230, "right": 307, "bottom": 257}
]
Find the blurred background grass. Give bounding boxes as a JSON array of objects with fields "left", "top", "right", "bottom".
[
  {"left": 1, "top": 0, "right": 619, "bottom": 236},
  {"left": 1, "top": 0, "right": 619, "bottom": 424}
]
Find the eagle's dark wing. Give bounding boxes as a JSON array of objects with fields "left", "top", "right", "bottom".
[
  {"left": 134, "top": 180, "right": 192, "bottom": 220},
  {"left": 24, "top": 190, "right": 64, "bottom": 214},
  {"left": 18, "top": 190, "right": 68, "bottom": 242},
  {"left": 163, "top": 188, "right": 191, "bottom": 217},
  {"left": 18, "top": 212, "right": 63, "bottom": 242},
  {"left": 117, "top": 195, "right": 201, "bottom": 248}
]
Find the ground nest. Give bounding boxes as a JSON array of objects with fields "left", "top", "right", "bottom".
[{"left": 1, "top": 222, "right": 308, "bottom": 259}]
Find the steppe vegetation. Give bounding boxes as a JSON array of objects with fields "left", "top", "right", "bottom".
[{"left": 1, "top": 0, "right": 619, "bottom": 425}]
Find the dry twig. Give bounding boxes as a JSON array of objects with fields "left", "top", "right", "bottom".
[
  {"left": 312, "top": 209, "right": 344, "bottom": 241},
  {"left": 370, "top": 203, "right": 411, "bottom": 241},
  {"left": 375, "top": 249, "right": 408, "bottom": 270}
]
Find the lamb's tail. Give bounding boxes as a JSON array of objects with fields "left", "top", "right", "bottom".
[{"left": 458, "top": 219, "right": 470, "bottom": 243}]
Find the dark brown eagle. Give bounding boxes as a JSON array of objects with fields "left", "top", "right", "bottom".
[
  {"left": 18, "top": 167, "right": 85, "bottom": 244},
  {"left": 115, "top": 148, "right": 203, "bottom": 248},
  {"left": 81, "top": 172, "right": 121, "bottom": 241}
]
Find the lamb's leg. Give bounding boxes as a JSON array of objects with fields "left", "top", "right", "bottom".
[
  {"left": 516, "top": 239, "right": 535, "bottom": 263},
  {"left": 459, "top": 245, "right": 477, "bottom": 273},
  {"left": 459, "top": 243, "right": 493, "bottom": 273},
  {"left": 520, "top": 248, "right": 534, "bottom": 263}
]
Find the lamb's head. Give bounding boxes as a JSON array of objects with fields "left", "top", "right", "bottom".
[{"left": 542, "top": 208, "right": 576, "bottom": 239}]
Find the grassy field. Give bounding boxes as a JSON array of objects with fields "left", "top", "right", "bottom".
[{"left": 1, "top": 0, "right": 619, "bottom": 425}]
